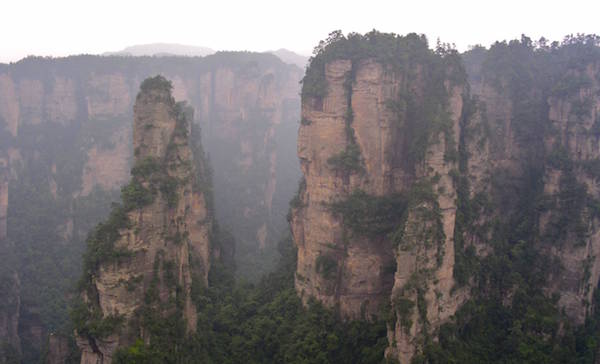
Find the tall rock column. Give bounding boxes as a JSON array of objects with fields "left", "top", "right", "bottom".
[
  {"left": 290, "top": 33, "right": 468, "bottom": 363},
  {"left": 75, "top": 76, "right": 212, "bottom": 364},
  {"left": 292, "top": 58, "right": 401, "bottom": 318}
]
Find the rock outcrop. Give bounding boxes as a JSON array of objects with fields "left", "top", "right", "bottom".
[
  {"left": 462, "top": 42, "right": 600, "bottom": 329},
  {"left": 541, "top": 63, "right": 600, "bottom": 324},
  {"left": 75, "top": 76, "right": 211, "bottom": 363},
  {"left": 293, "top": 32, "right": 600, "bottom": 363},
  {"left": 46, "top": 334, "right": 72, "bottom": 364},
  {"left": 0, "top": 53, "right": 300, "bottom": 359},
  {"left": 291, "top": 33, "right": 468, "bottom": 362},
  {"left": 293, "top": 58, "right": 399, "bottom": 316}
]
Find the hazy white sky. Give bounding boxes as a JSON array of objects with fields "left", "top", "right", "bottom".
[{"left": 1, "top": 0, "right": 598, "bottom": 63}]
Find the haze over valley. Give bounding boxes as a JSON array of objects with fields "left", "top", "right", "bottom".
[{"left": 1, "top": 1, "right": 600, "bottom": 363}]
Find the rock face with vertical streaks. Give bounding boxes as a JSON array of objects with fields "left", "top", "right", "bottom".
[
  {"left": 292, "top": 32, "right": 600, "bottom": 363},
  {"left": 0, "top": 53, "right": 299, "bottom": 359},
  {"left": 75, "top": 76, "right": 211, "bottom": 364},
  {"left": 291, "top": 32, "right": 468, "bottom": 362}
]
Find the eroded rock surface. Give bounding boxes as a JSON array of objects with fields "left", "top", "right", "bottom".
[
  {"left": 293, "top": 35, "right": 600, "bottom": 363},
  {"left": 76, "top": 76, "right": 211, "bottom": 363},
  {"left": 0, "top": 53, "right": 300, "bottom": 358},
  {"left": 292, "top": 44, "right": 468, "bottom": 362}
]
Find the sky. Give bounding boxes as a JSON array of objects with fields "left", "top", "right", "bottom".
[{"left": 1, "top": 0, "right": 599, "bottom": 63}]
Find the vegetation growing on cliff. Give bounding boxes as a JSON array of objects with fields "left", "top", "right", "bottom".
[
  {"left": 327, "top": 143, "right": 364, "bottom": 175},
  {"left": 0, "top": 53, "right": 301, "bottom": 362},
  {"left": 3, "top": 117, "right": 121, "bottom": 361},
  {"left": 302, "top": 30, "right": 464, "bottom": 99},
  {"left": 315, "top": 254, "right": 338, "bottom": 280},
  {"left": 112, "top": 236, "right": 388, "bottom": 364},
  {"left": 421, "top": 34, "right": 600, "bottom": 364},
  {"left": 297, "top": 31, "right": 600, "bottom": 363},
  {"left": 330, "top": 190, "right": 407, "bottom": 237},
  {"left": 77, "top": 95, "right": 195, "bottom": 293},
  {"left": 73, "top": 77, "right": 208, "bottom": 359},
  {"left": 304, "top": 30, "right": 464, "bottom": 173},
  {"left": 4, "top": 31, "right": 600, "bottom": 364}
]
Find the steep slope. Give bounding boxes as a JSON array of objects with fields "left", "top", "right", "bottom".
[
  {"left": 74, "top": 76, "right": 211, "bottom": 363},
  {"left": 293, "top": 32, "right": 600, "bottom": 363},
  {"left": 437, "top": 36, "right": 600, "bottom": 362},
  {"left": 0, "top": 52, "right": 299, "bottom": 360},
  {"left": 291, "top": 31, "right": 468, "bottom": 362},
  {"left": 539, "top": 61, "right": 600, "bottom": 325}
]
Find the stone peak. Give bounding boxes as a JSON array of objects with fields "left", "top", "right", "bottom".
[
  {"left": 140, "top": 75, "right": 173, "bottom": 93},
  {"left": 133, "top": 75, "right": 178, "bottom": 161}
]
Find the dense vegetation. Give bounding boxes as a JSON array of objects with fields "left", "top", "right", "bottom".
[
  {"left": 420, "top": 35, "right": 600, "bottom": 363},
  {"left": 304, "top": 30, "right": 464, "bottom": 175},
  {"left": 0, "top": 52, "right": 301, "bottom": 362},
  {"left": 1, "top": 114, "right": 121, "bottom": 362},
  {"left": 71, "top": 76, "right": 390, "bottom": 364},
  {"left": 4, "top": 31, "right": 600, "bottom": 364},
  {"left": 330, "top": 189, "right": 407, "bottom": 237},
  {"left": 302, "top": 31, "right": 600, "bottom": 363},
  {"left": 301, "top": 30, "right": 462, "bottom": 99},
  {"left": 111, "top": 235, "right": 388, "bottom": 364}
]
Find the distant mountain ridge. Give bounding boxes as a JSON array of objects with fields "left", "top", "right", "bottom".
[
  {"left": 266, "top": 48, "right": 308, "bottom": 68},
  {"left": 103, "top": 43, "right": 308, "bottom": 68},
  {"left": 103, "top": 43, "right": 215, "bottom": 57}
]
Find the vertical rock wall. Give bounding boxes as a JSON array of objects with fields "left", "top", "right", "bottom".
[
  {"left": 0, "top": 54, "right": 300, "bottom": 359},
  {"left": 292, "top": 41, "right": 468, "bottom": 362},
  {"left": 541, "top": 63, "right": 600, "bottom": 324},
  {"left": 292, "top": 35, "right": 600, "bottom": 363},
  {"left": 76, "top": 77, "right": 211, "bottom": 363}
]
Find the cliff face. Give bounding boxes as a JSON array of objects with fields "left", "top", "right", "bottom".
[
  {"left": 463, "top": 47, "right": 600, "bottom": 327},
  {"left": 291, "top": 33, "right": 468, "bottom": 363},
  {"left": 294, "top": 34, "right": 600, "bottom": 363},
  {"left": 293, "top": 59, "right": 399, "bottom": 316},
  {"left": 0, "top": 55, "right": 300, "bottom": 254},
  {"left": 75, "top": 76, "right": 211, "bottom": 363},
  {"left": 0, "top": 53, "right": 299, "bottom": 359},
  {"left": 46, "top": 334, "right": 72, "bottom": 364},
  {"left": 542, "top": 63, "right": 600, "bottom": 324}
]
